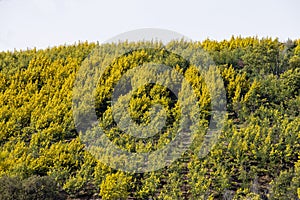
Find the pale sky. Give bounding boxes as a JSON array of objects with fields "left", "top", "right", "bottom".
[{"left": 0, "top": 0, "right": 299, "bottom": 51}]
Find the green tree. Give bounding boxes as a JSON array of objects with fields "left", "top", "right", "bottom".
[{"left": 100, "top": 171, "right": 132, "bottom": 200}]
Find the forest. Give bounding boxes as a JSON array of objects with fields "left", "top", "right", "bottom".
[{"left": 0, "top": 37, "right": 299, "bottom": 200}]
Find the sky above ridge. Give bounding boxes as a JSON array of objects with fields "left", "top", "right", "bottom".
[{"left": 0, "top": 0, "right": 299, "bottom": 51}]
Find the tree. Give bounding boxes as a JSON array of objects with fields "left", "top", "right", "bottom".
[{"left": 100, "top": 171, "right": 132, "bottom": 200}]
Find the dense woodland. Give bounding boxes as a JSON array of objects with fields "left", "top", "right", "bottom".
[{"left": 0, "top": 37, "right": 299, "bottom": 200}]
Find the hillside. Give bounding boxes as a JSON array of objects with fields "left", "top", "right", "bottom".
[{"left": 0, "top": 38, "right": 299, "bottom": 200}]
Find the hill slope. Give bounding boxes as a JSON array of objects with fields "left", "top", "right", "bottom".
[{"left": 0, "top": 38, "right": 299, "bottom": 199}]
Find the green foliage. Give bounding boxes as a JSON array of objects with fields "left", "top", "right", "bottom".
[
  {"left": 0, "top": 38, "right": 299, "bottom": 199},
  {"left": 0, "top": 175, "right": 63, "bottom": 200},
  {"left": 100, "top": 171, "right": 132, "bottom": 200},
  {"left": 0, "top": 176, "right": 23, "bottom": 200},
  {"left": 22, "top": 175, "right": 63, "bottom": 200}
]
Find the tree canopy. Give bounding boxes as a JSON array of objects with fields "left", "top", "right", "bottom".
[{"left": 0, "top": 38, "right": 299, "bottom": 199}]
